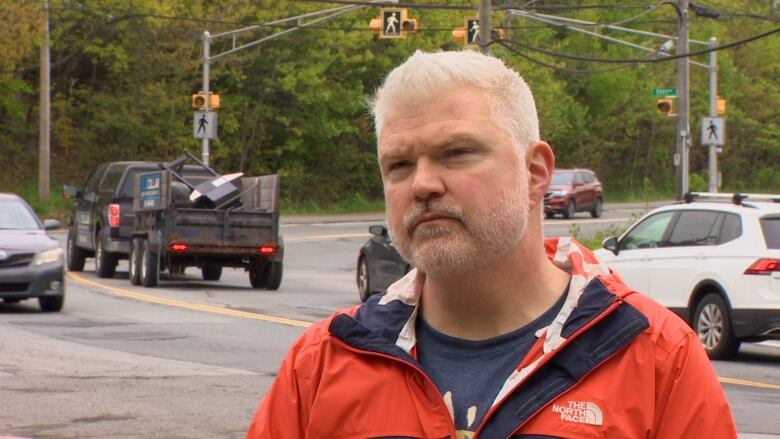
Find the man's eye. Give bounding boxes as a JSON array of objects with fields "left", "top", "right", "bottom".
[
  {"left": 443, "top": 148, "right": 471, "bottom": 158},
  {"left": 388, "top": 161, "right": 411, "bottom": 172}
]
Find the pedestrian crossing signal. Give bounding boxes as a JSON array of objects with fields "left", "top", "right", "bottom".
[
  {"left": 375, "top": 8, "right": 417, "bottom": 39},
  {"left": 656, "top": 97, "right": 675, "bottom": 116},
  {"left": 466, "top": 18, "right": 480, "bottom": 45}
]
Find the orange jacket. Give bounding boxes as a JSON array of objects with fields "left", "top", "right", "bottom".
[{"left": 248, "top": 237, "right": 737, "bottom": 438}]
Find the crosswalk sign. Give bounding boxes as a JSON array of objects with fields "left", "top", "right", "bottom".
[
  {"left": 381, "top": 8, "right": 403, "bottom": 38},
  {"left": 466, "top": 18, "right": 480, "bottom": 45}
]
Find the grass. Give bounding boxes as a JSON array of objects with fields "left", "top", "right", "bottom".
[
  {"left": 281, "top": 193, "right": 385, "bottom": 216},
  {"left": 2, "top": 181, "right": 74, "bottom": 223}
]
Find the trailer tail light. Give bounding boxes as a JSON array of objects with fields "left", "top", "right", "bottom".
[
  {"left": 108, "top": 204, "right": 120, "bottom": 228},
  {"left": 744, "top": 258, "right": 780, "bottom": 275},
  {"left": 170, "top": 243, "right": 189, "bottom": 253},
  {"left": 258, "top": 245, "right": 277, "bottom": 256}
]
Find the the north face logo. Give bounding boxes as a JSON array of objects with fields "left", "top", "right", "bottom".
[{"left": 551, "top": 401, "right": 603, "bottom": 426}]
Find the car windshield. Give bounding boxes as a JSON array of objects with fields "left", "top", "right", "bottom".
[
  {"left": 760, "top": 217, "right": 780, "bottom": 249},
  {"left": 551, "top": 172, "right": 574, "bottom": 185},
  {"left": 0, "top": 199, "right": 41, "bottom": 230}
]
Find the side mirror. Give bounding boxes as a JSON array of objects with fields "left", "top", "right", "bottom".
[
  {"left": 43, "top": 219, "right": 61, "bottom": 230},
  {"left": 368, "top": 225, "right": 388, "bottom": 237},
  {"left": 62, "top": 185, "right": 82, "bottom": 200},
  {"left": 602, "top": 236, "right": 619, "bottom": 255}
]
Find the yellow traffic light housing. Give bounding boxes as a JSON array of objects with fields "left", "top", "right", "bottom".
[
  {"left": 716, "top": 98, "right": 727, "bottom": 114},
  {"left": 656, "top": 97, "right": 675, "bottom": 116},
  {"left": 191, "top": 92, "right": 220, "bottom": 109}
]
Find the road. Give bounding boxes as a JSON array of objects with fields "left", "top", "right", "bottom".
[{"left": 1, "top": 203, "right": 778, "bottom": 438}]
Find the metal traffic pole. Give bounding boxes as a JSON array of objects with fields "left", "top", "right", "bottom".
[
  {"left": 708, "top": 37, "right": 719, "bottom": 192},
  {"left": 202, "top": 31, "right": 211, "bottom": 166},
  {"left": 676, "top": 0, "right": 690, "bottom": 200},
  {"left": 479, "top": 0, "right": 491, "bottom": 54}
]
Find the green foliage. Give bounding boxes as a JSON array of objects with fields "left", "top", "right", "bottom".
[{"left": 0, "top": 0, "right": 778, "bottom": 203}]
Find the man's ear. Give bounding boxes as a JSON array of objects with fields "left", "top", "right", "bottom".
[{"left": 526, "top": 141, "right": 555, "bottom": 208}]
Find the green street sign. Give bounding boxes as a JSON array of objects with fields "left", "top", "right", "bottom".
[{"left": 653, "top": 87, "right": 677, "bottom": 96}]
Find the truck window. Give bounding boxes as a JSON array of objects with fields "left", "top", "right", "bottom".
[{"left": 100, "top": 165, "right": 127, "bottom": 194}]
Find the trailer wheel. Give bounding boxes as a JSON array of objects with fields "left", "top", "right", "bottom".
[
  {"left": 249, "top": 268, "right": 266, "bottom": 289},
  {"left": 264, "top": 261, "right": 283, "bottom": 291},
  {"left": 140, "top": 240, "right": 159, "bottom": 287},
  {"left": 202, "top": 265, "right": 222, "bottom": 281},
  {"left": 128, "top": 238, "right": 141, "bottom": 285}
]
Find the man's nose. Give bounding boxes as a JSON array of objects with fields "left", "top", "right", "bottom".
[{"left": 411, "top": 159, "right": 445, "bottom": 201}]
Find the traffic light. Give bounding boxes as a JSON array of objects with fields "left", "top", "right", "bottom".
[
  {"left": 465, "top": 18, "right": 479, "bottom": 45},
  {"left": 453, "top": 19, "right": 504, "bottom": 46},
  {"left": 373, "top": 8, "right": 417, "bottom": 38},
  {"left": 716, "top": 98, "right": 727, "bottom": 114},
  {"left": 656, "top": 97, "right": 675, "bottom": 116},
  {"left": 191, "top": 92, "right": 220, "bottom": 109}
]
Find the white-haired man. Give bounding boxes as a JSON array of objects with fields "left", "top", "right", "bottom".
[{"left": 248, "top": 50, "right": 736, "bottom": 438}]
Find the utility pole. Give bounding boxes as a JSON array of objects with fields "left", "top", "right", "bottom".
[
  {"left": 479, "top": 0, "right": 491, "bottom": 54},
  {"left": 39, "top": 0, "right": 51, "bottom": 202},
  {"left": 676, "top": 0, "right": 690, "bottom": 200},
  {"left": 708, "top": 37, "right": 719, "bottom": 192}
]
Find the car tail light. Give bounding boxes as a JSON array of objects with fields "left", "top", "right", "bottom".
[
  {"left": 259, "top": 245, "right": 277, "bottom": 256},
  {"left": 108, "top": 204, "right": 120, "bottom": 228},
  {"left": 170, "top": 243, "right": 189, "bottom": 253},
  {"left": 744, "top": 258, "right": 780, "bottom": 275}
]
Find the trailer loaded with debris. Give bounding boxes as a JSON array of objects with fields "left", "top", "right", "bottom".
[{"left": 129, "top": 152, "right": 283, "bottom": 289}]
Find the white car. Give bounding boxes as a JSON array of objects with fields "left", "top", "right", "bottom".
[{"left": 595, "top": 193, "right": 780, "bottom": 360}]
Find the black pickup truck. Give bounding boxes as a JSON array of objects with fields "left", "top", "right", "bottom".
[{"left": 63, "top": 154, "right": 283, "bottom": 290}]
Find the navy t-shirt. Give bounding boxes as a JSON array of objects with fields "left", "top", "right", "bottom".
[{"left": 415, "top": 290, "right": 567, "bottom": 437}]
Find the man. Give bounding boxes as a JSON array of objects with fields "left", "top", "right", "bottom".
[{"left": 247, "top": 50, "right": 737, "bottom": 438}]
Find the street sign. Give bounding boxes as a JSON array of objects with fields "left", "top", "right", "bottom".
[
  {"left": 701, "top": 117, "right": 725, "bottom": 146},
  {"left": 652, "top": 87, "right": 677, "bottom": 96},
  {"left": 381, "top": 8, "right": 403, "bottom": 38},
  {"left": 194, "top": 111, "right": 217, "bottom": 139},
  {"left": 466, "top": 18, "right": 480, "bottom": 45}
]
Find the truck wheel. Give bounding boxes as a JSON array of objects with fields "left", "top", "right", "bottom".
[
  {"left": 95, "top": 233, "right": 117, "bottom": 278},
  {"left": 694, "top": 293, "right": 740, "bottom": 360},
  {"left": 66, "top": 227, "right": 86, "bottom": 272},
  {"left": 128, "top": 238, "right": 141, "bottom": 286},
  {"left": 140, "top": 240, "right": 159, "bottom": 287},
  {"left": 264, "top": 261, "right": 283, "bottom": 291},
  {"left": 202, "top": 265, "right": 222, "bottom": 281},
  {"left": 249, "top": 269, "right": 266, "bottom": 289}
]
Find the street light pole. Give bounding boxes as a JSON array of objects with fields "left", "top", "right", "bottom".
[
  {"left": 479, "top": 0, "right": 491, "bottom": 54},
  {"left": 676, "top": 0, "right": 690, "bottom": 200},
  {"left": 39, "top": 0, "right": 50, "bottom": 202},
  {"left": 708, "top": 37, "right": 719, "bottom": 192},
  {"left": 202, "top": 31, "right": 211, "bottom": 166}
]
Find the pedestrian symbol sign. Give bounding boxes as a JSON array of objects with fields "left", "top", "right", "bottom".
[
  {"left": 701, "top": 117, "right": 724, "bottom": 146},
  {"left": 466, "top": 18, "right": 480, "bottom": 45},
  {"left": 194, "top": 111, "right": 217, "bottom": 139},
  {"left": 381, "top": 9, "right": 403, "bottom": 38}
]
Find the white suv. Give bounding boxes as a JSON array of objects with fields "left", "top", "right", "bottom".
[{"left": 595, "top": 193, "right": 780, "bottom": 359}]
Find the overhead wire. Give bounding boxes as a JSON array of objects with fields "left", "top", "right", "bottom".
[{"left": 494, "top": 40, "right": 637, "bottom": 74}]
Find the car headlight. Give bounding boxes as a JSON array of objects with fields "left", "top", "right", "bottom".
[
  {"left": 34, "top": 247, "right": 64, "bottom": 266},
  {"left": 550, "top": 190, "right": 568, "bottom": 197}
]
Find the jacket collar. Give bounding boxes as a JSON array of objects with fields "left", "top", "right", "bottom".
[{"left": 332, "top": 237, "right": 624, "bottom": 356}]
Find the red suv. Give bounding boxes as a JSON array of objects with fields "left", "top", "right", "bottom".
[{"left": 544, "top": 169, "right": 603, "bottom": 219}]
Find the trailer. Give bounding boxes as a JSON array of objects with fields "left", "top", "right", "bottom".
[{"left": 128, "top": 152, "right": 283, "bottom": 289}]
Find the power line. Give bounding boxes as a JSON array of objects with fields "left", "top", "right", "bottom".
[
  {"left": 300, "top": 0, "right": 656, "bottom": 11},
  {"left": 495, "top": 40, "right": 636, "bottom": 74},
  {"left": 500, "top": 25, "right": 780, "bottom": 64}
]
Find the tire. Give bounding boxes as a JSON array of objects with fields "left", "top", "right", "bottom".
[
  {"left": 357, "top": 256, "right": 370, "bottom": 302},
  {"left": 128, "top": 238, "right": 141, "bottom": 286},
  {"left": 563, "top": 200, "right": 575, "bottom": 219},
  {"left": 694, "top": 293, "right": 740, "bottom": 360},
  {"left": 544, "top": 211, "right": 555, "bottom": 219},
  {"left": 66, "top": 228, "right": 86, "bottom": 272},
  {"left": 249, "top": 268, "right": 266, "bottom": 289},
  {"left": 264, "top": 261, "right": 283, "bottom": 291},
  {"left": 202, "top": 265, "right": 222, "bottom": 281},
  {"left": 590, "top": 198, "right": 603, "bottom": 218},
  {"left": 94, "top": 233, "right": 117, "bottom": 278},
  {"left": 39, "top": 295, "right": 64, "bottom": 312},
  {"left": 140, "top": 240, "right": 159, "bottom": 287}
]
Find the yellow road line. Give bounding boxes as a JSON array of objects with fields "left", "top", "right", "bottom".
[
  {"left": 285, "top": 232, "right": 370, "bottom": 242},
  {"left": 67, "top": 272, "right": 312, "bottom": 328},
  {"left": 65, "top": 273, "right": 780, "bottom": 391},
  {"left": 719, "top": 377, "right": 780, "bottom": 390}
]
